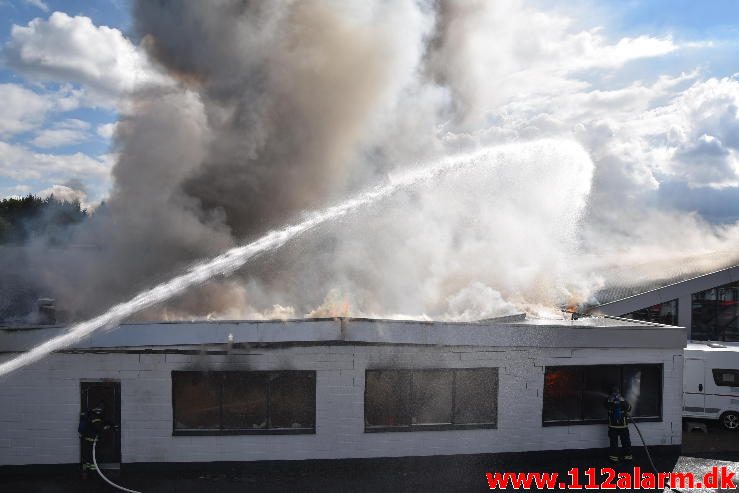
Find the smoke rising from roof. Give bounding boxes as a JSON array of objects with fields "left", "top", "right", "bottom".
[{"left": 5, "top": 0, "right": 739, "bottom": 323}]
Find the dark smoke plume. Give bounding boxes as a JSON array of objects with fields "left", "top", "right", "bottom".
[
  {"left": 8, "top": 0, "right": 437, "bottom": 321},
  {"left": 4, "top": 0, "right": 739, "bottom": 324}
]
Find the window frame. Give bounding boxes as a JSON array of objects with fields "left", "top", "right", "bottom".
[
  {"left": 542, "top": 364, "right": 663, "bottom": 427},
  {"left": 171, "top": 370, "right": 316, "bottom": 436},
  {"left": 712, "top": 369, "right": 739, "bottom": 388},
  {"left": 363, "top": 368, "right": 498, "bottom": 433}
]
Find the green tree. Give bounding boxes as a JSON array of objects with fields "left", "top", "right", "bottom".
[{"left": 0, "top": 194, "right": 88, "bottom": 245}]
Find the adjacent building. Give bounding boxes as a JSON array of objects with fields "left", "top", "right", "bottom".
[{"left": 589, "top": 264, "right": 739, "bottom": 342}]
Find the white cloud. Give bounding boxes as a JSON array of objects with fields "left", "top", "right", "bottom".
[
  {"left": 4, "top": 11, "right": 170, "bottom": 108},
  {"left": 30, "top": 118, "right": 92, "bottom": 148},
  {"left": 56, "top": 118, "right": 90, "bottom": 130},
  {"left": 31, "top": 128, "right": 88, "bottom": 148},
  {"left": 51, "top": 84, "right": 84, "bottom": 112},
  {"left": 23, "top": 0, "right": 48, "bottom": 12},
  {"left": 0, "top": 183, "right": 31, "bottom": 198},
  {"left": 0, "top": 82, "right": 84, "bottom": 139},
  {"left": 672, "top": 134, "right": 738, "bottom": 186},
  {"left": 0, "top": 140, "right": 110, "bottom": 182},
  {"left": 567, "top": 33, "right": 677, "bottom": 70},
  {"left": 597, "top": 77, "right": 739, "bottom": 190},
  {"left": 0, "top": 83, "right": 51, "bottom": 135},
  {"left": 96, "top": 122, "right": 117, "bottom": 139}
]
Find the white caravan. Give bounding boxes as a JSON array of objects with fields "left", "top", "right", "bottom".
[{"left": 683, "top": 342, "right": 739, "bottom": 430}]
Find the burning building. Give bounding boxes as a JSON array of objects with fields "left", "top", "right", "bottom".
[{"left": 0, "top": 315, "right": 685, "bottom": 471}]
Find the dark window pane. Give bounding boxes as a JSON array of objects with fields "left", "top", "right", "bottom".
[
  {"left": 365, "top": 371, "right": 411, "bottom": 428},
  {"left": 544, "top": 365, "right": 662, "bottom": 425},
  {"left": 621, "top": 299, "right": 678, "bottom": 325},
  {"left": 691, "top": 281, "right": 739, "bottom": 341},
  {"left": 412, "top": 370, "right": 453, "bottom": 425},
  {"left": 269, "top": 372, "right": 316, "bottom": 429},
  {"left": 712, "top": 369, "right": 739, "bottom": 387},
  {"left": 623, "top": 365, "right": 661, "bottom": 417},
  {"left": 172, "top": 372, "right": 221, "bottom": 430},
  {"left": 543, "top": 367, "right": 582, "bottom": 422},
  {"left": 222, "top": 373, "right": 268, "bottom": 430},
  {"left": 717, "top": 284, "right": 739, "bottom": 341},
  {"left": 365, "top": 368, "right": 499, "bottom": 431},
  {"left": 172, "top": 371, "right": 316, "bottom": 434},
  {"left": 582, "top": 366, "right": 620, "bottom": 419},
  {"left": 454, "top": 368, "right": 497, "bottom": 425},
  {"left": 724, "top": 325, "right": 739, "bottom": 342},
  {"left": 692, "top": 288, "right": 717, "bottom": 340}
]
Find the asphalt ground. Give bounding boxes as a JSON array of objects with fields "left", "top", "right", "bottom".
[
  {"left": 681, "top": 420, "right": 739, "bottom": 461},
  {"left": 0, "top": 453, "right": 684, "bottom": 493},
  {"left": 1, "top": 424, "right": 736, "bottom": 493}
]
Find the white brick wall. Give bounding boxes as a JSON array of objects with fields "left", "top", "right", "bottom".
[{"left": 0, "top": 345, "right": 682, "bottom": 465}]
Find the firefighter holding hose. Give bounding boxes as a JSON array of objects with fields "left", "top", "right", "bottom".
[
  {"left": 78, "top": 401, "right": 116, "bottom": 479},
  {"left": 605, "top": 386, "right": 632, "bottom": 463}
]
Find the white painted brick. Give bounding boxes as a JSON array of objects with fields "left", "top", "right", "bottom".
[{"left": 0, "top": 342, "right": 683, "bottom": 464}]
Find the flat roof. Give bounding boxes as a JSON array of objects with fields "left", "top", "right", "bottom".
[
  {"left": 686, "top": 341, "right": 739, "bottom": 353},
  {"left": 0, "top": 315, "right": 687, "bottom": 353}
]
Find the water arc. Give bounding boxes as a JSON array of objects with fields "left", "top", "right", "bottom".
[{"left": 0, "top": 139, "right": 592, "bottom": 378}]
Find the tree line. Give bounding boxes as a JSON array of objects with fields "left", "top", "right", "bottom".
[{"left": 0, "top": 195, "right": 88, "bottom": 245}]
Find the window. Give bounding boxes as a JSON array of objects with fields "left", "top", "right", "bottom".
[
  {"left": 691, "top": 282, "right": 739, "bottom": 342},
  {"left": 543, "top": 364, "right": 662, "bottom": 426},
  {"left": 364, "top": 368, "right": 497, "bottom": 432},
  {"left": 621, "top": 299, "right": 678, "bottom": 326},
  {"left": 712, "top": 369, "right": 739, "bottom": 387},
  {"left": 172, "top": 371, "right": 315, "bottom": 435}
]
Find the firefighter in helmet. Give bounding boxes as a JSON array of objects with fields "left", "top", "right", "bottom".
[
  {"left": 78, "top": 401, "right": 115, "bottom": 479},
  {"left": 605, "top": 386, "right": 632, "bottom": 463}
]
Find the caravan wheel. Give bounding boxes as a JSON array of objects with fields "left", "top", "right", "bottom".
[{"left": 720, "top": 411, "right": 739, "bottom": 430}]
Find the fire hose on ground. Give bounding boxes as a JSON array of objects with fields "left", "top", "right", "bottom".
[
  {"left": 92, "top": 438, "right": 142, "bottom": 493},
  {"left": 628, "top": 414, "right": 683, "bottom": 493},
  {"left": 88, "top": 418, "right": 672, "bottom": 493}
]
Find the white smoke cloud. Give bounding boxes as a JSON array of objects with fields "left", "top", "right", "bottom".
[
  {"left": 424, "top": 0, "right": 676, "bottom": 126},
  {"left": 37, "top": 181, "right": 88, "bottom": 207},
  {"left": 4, "top": 0, "right": 739, "bottom": 323}
]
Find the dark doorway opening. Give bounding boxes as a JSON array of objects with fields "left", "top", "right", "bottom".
[{"left": 80, "top": 381, "right": 121, "bottom": 464}]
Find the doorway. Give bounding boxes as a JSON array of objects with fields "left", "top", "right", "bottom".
[{"left": 80, "top": 381, "right": 121, "bottom": 464}]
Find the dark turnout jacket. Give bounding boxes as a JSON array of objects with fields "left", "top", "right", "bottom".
[
  {"left": 605, "top": 394, "right": 631, "bottom": 428},
  {"left": 79, "top": 411, "right": 113, "bottom": 442}
]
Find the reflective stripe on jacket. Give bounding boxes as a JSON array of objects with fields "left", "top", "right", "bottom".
[{"left": 605, "top": 395, "right": 631, "bottom": 428}]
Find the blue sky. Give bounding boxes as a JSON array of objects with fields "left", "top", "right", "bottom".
[
  {"left": 0, "top": 0, "right": 134, "bottom": 205},
  {"left": 0, "top": 0, "right": 738, "bottom": 221}
]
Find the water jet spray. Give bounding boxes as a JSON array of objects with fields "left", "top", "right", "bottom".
[{"left": 0, "top": 139, "right": 593, "bottom": 378}]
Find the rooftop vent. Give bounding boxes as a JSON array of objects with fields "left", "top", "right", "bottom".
[{"left": 37, "top": 298, "right": 56, "bottom": 325}]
